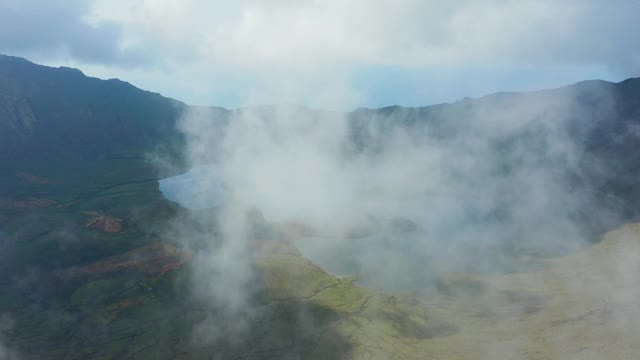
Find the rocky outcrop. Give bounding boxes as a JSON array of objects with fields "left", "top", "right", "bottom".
[{"left": 84, "top": 215, "right": 125, "bottom": 233}]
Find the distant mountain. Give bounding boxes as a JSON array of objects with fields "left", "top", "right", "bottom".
[
  {"left": 349, "top": 77, "right": 640, "bottom": 238},
  {"left": 0, "top": 55, "right": 187, "bottom": 166},
  {"left": 1, "top": 54, "right": 640, "bottom": 228},
  {"left": 2, "top": 55, "right": 640, "bottom": 359},
  {"left": 2, "top": 54, "right": 639, "bottom": 179}
]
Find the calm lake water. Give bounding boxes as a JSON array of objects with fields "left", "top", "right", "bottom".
[
  {"left": 159, "top": 165, "right": 225, "bottom": 210},
  {"left": 159, "top": 166, "right": 376, "bottom": 281},
  {"left": 158, "top": 166, "right": 507, "bottom": 291}
]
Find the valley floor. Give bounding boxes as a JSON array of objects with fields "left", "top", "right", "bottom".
[{"left": 2, "top": 163, "right": 639, "bottom": 359}]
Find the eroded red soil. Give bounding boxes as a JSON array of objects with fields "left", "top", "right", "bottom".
[
  {"left": 84, "top": 215, "right": 125, "bottom": 233},
  {"left": 57, "top": 243, "right": 192, "bottom": 279},
  {"left": 0, "top": 198, "right": 56, "bottom": 209}
]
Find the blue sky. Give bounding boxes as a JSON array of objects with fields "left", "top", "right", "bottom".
[{"left": 1, "top": 0, "right": 637, "bottom": 109}]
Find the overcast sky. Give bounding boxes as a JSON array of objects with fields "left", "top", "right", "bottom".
[{"left": 1, "top": 0, "right": 638, "bottom": 109}]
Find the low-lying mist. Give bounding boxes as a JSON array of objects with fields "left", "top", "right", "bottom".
[
  {"left": 148, "top": 76, "right": 640, "bottom": 359},
  {"left": 162, "top": 79, "right": 636, "bottom": 298}
]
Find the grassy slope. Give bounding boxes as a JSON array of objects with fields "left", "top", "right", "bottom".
[
  {"left": 220, "top": 220, "right": 640, "bottom": 360},
  {"left": 0, "top": 162, "right": 176, "bottom": 357},
  {"left": 0, "top": 161, "right": 455, "bottom": 359},
  {"left": 2, "top": 159, "right": 639, "bottom": 359},
  {"left": 365, "top": 223, "right": 640, "bottom": 360}
]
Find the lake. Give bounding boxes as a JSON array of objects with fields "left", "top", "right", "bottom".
[{"left": 159, "top": 165, "right": 225, "bottom": 210}]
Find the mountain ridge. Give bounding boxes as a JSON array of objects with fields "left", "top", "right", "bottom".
[
  {"left": 4, "top": 53, "right": 639, "bottom": 112},
  {"left": 2, "top": 55, "right": 640, "bottom": 359},
  {"left": 3, "top": 55, "right": 640, "bottom": 224},
  {"left": 0, "top": 54, "right": 186, "bottom": 166}
]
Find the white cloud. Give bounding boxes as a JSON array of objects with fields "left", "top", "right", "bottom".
[
  {"left": 88, "top": 0, "right": 640, "bottom": 72},
  {"left": 3, "top": 0, "right": 637, "bottom": 107}
]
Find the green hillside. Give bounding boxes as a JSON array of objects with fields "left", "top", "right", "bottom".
[{"left": 2, "top": 55, "right": 640, "bottom": 359}]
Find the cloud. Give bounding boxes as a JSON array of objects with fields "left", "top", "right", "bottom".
[
  {"left": 88, "top": 0, "right": 640, "bottom": 72},
  {"left": 0, "top": 0, "right": 153, "bottom": 67},
  {"left": 8, "top": 1, "right": 638, "bottom": 73},
  {"left": 4, "top": 0, "right": 636, "bottom": 108},
  {"left": 173, "top": 80, "right": 623, "bottom": 296},
  {"left": 162, "top": 76, "right": 640, "bottom": 358}
]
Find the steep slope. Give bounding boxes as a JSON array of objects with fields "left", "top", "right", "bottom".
[
  {"left": 0, "top": 55, "right": 187, "bottom": 165},
  {"left": 2, "top": 55, "right": 640, "bottom": 359},
  {"left": 2, "top": 54, "right": 639, "bottom": 211},
  {"left": 348, "top": 78, "right": 640, "bottom": 241}
]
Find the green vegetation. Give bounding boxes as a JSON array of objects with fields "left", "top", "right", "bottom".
[
  {"left": 2, "top": 156, "right": 639, "bottom": 359},
  {"left": 3, "top": 55, "right": 640, "bottom": 358},
  {"left": 0, "top": 152, "right": 460, "bottom": 359}
]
